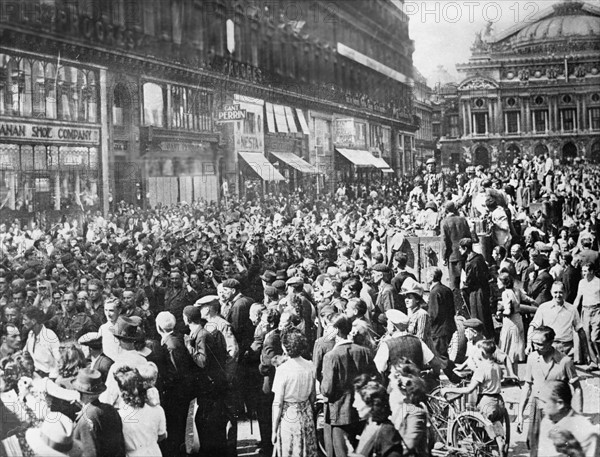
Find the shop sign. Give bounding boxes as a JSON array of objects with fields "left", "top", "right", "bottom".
[
  {"left": 217, "top": 104, "right": 246, "bottom": 122},
  {"left": 333, "top": 118, "right": 356, "bottom": 147},
  {"left": 159, "top": 142, "right": 210, "bottom": 154},
  {"left": 0, "top": 121, "right": 100, "bottom": 145}
]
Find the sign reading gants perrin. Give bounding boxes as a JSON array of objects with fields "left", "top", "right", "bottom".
[
  {"left": 217, "top": 104, "right": 247, "bottom": 122},
  {"left": 0, "top": 121, "right": 100, "bottom": 145}
]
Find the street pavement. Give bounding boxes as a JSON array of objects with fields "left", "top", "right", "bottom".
[{"left": 236, "top": 365, "right": 600, "bottom": 456}]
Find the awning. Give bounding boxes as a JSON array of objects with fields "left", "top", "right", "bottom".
[
  {"left": 272, "top": 104, "right": 289, "bottom": 133},
  {"left": 284, "top": 106, "right": 298, "bottom": 133},
  {"left": 371, "top": 156, "right": 393, "bottom": 170},
  {"left": 265, "top": 103, "right": 276, "bottom": 133},
  {"left": 296, "top": 108, "right": 310, "bottom": 135},
  {"left": 270, "top": 152, "right": 319, "bottom": 174},
  {"left": 238, "top": 152, "right": 285, "bottom": 181},
  {"left": 336, "top": 148, "right": 379, "bottom": 167}
]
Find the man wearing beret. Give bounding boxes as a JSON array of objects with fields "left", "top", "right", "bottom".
[
  {"left": 78, "top": 332, "right": 114, "bottom": 383},
  {"left": 164, "top": 269, "right": 197, "bottom": 333}
]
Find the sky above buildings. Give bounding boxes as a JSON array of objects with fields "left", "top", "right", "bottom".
[{"left": 408, "top": 0, "right": 565, "bottom": 85}]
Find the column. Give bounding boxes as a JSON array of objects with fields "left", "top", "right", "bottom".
[
  {"left": 520, "top": 99, "right": 526, "bottom": 134},
  {"left": 488, "top": 100, "right": 494, "bottom": 134},
  {"left": 99, "top": 67, "right": 110, "bottom": 215},
  {"left": 54, "top": 172, "right": 60, "bottom": 210},
  {"left": 525, "top": 98, "right": 531, "bottom": 133},
  {"left": 496, "top": 95, "right": 503, "bottom": 134},
  {"left": 484, "top": 113, "right": 489, "bottom": 135},
  {"left": 581, "top": 95, "right": 587, "bottom": 130},
  {"left": 462, "top": 102, "right": 468, "bottom": 136},
  {"left": 467, "top": 101, "right": 472, "bottom": 135},
  {"left": 553, "top": 97, "right": 559, "bottom": 132}
]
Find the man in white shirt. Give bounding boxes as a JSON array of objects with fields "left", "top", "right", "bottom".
[
  {"left": 98, "top": 298, "right": 122, "bottom": 361},
  {"left": 574, "top": 263, "right": 600, "bottom": 370},
  {"left": 23, "top": 307, "right": 60, "bottom": 378}
]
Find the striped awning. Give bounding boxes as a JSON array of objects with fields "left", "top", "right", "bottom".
[
  {"left": 238, "top": 152, "right": 285, "bottom": 181},
  {"left": 270, "top": 152, "right": 319, "bottom": 174},
  {"left": 371, "top": 156, "right": 393, "bottom": 171},
  {"left": 336, "top": 148, "right": 378, "bottom": 167}
]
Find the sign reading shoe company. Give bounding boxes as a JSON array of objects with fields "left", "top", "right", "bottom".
[
  {"left": 217, "top": 104, "right": 247, "bottom": 122},
  {"left": 0, "top": 121, "right": 100, "bottom": 145}
]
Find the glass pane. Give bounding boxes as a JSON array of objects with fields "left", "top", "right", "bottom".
[{"left": 143, "top": 82, "right": 164, "bottom": 127}]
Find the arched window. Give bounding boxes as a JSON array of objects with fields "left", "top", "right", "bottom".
[
  {"left": 45, "top": 63, "right": 56, "bottom": 119},
  {"left": 113, "top": 83, "right": 130, "bottom": 126},
  {"left": 85, "top": 71, "right": 97, "bottom": 123},
  {"left": 32, "top": 61, "right": 45, "bottom": 117},
  {"left": 143, "top": 82, "right": 165, "bottom": 127}
]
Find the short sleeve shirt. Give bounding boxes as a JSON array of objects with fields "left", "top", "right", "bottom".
[
  {"left": 530, "top": 300, "right": 583, "bottom": 342},
  {"left": 472, "top": 360, "right": 502, "bottom": 395},
  {"left": 272, "top": 357, "right": 315, "bottom": 403},
  {"left": 524, "top": 349, "right": 578, "bottom": 399}
]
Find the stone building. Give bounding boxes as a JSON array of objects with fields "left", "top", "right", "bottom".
[
  {"left": 0, "top": 0, "right": 417, "bottom": 215},
  {"left": 438, "top": 0, "right": 600, "bottom": 169}
]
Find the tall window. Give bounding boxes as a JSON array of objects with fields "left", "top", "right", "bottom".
[
  {"left": 143, "top": 82, "right": 165, "bottom": 127},
  {"left": 505, "top": 112, "right": 520, "bottom": 134},
  {"left": 449, "top": 115, "right": 459, "bottom": 138},
  {"left": 315, "top": 118, "right": 331, "bottom": 156},
  {"left": 170, "top": 85, "right": 212, "bottom": 132},
  {"left": 561, "top": 109, "right": 576, "bottom": 132},
  {"left": 473, "top": 113, "right": 488, "bottom": 135},
  {"left": 589, "top": 108, "right": 600, "bottom": 130},
  {"left": 533, "top": 110, "right": 548, "bottom": 132}
]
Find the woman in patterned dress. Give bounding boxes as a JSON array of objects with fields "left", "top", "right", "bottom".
[
  {"left": 271, "top": 329, "right": 318, "bottom": 457},
  {"left": 496, "top": 272, "right": 526, "bottom": 375}
]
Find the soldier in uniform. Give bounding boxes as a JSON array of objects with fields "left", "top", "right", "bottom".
[{"left": 424, "top": 158, "right": 444, "bottom": 200}]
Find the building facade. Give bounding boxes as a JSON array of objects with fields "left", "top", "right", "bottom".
[
  {"left": 0, "top": 0, "right": 417, "bottom": 216},
  {"left": 412, "top": 69, "right": 435, "bottom": 169},
  {"left": 438, "top": 0, "right": 600, "bottom": 169}
]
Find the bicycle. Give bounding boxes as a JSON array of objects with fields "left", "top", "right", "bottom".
[{"left": 426, "top": 383, "right": 511, "bottom": 457}]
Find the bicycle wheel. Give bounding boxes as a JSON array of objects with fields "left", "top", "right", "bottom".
[
  {"left": 501, "top": 408, "right": 511, "bottom": 457},
  {"left": 450, "top": 412, "right": 502, "bottom": 457},
  {"left": 426, "top": 388, "right": 451, "bottom": 447}
]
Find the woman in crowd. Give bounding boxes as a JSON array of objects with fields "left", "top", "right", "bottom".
[
  {"left": 271, "top": 329, "right": 317, "bottom": 457},
  {"left": 496, "top": 272, "right": 526, "bottom": 375},
  {"left": 114, "top": 365, "right": 167, "bottom": 457},
  {"left": 49, "top": 344, "right": 86, "bottom": 421},
  {"left": 351, "top": 375, "right": 403, "bottom": 457}
]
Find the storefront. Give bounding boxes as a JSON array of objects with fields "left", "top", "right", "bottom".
[
  {"left": 264, "top": 102, "right": 317, "bottom": 192},
  {"left": 308, "top": 111, "right": 334, "bottom": 193},
  {"left": 0, "top": 51, "right": 102, "bottom": 215}
]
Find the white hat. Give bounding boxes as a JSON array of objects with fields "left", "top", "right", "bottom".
[
  {"left": 385, "top": 309, "right": 409, "bottom": 326},
  {"left": 25, "top": 413, "right": 84, "bottom": 457},
  {"left": 401, "top": 277, "right": 425, "bottom": 297},
  {"left": 194, "top": 295, "right": 220, "bottom": 307}
]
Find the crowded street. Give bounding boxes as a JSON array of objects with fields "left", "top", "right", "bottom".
[{"left": 1, "top": 1, "right": 600, "bottom": 456}]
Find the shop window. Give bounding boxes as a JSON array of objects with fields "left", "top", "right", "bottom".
[
  {"left": 244, "top": 112, "right": 256, "bottom": 134},
  {"left": 505, "top": 112, "right": 520, "bottom": 133},
  {"left": 143, "top": 82, "right": 165, "bottom": 127},
  {"left": 226, "top": 19, "right": 236, "bottom": 54},
  {"left": 561, "top": 109, "right": 576, "bottom": 132},
  {"left": 589, "top": 108, "right": 600, "bottom": 130},
  {"left": 449, "top": 115, "right": 459, "bottom": 138},
  {"left": 113, "top": 84, "right": 130, "bottom": 126}
]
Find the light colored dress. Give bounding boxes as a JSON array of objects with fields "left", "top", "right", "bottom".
[
  {"left": 498, "top": 288, "right": 526, "bottom": 362},
  {"left": 272, "top": 357, "right": 318, "bottom": 457},
  {"left": 119, "top": 403, "right": 166, "bottom": 457}
]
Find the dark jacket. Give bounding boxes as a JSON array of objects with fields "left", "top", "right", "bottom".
[
  {"left": 441, "top": 214, "right": 473, "bottom": 262},
  {"left": 225, "top": 294, "right": 254, "bottom": 358},
  {"left": 321, "top": 341, "right": 375, "bottom": 426},
  {"left": 528, "top": 270, "right": 554, "bottom": 305},
  {"left": 159, "top": 332, "right": 196, "bottom": 397},
  {"left": 562, "top": 265, "right": 581, "bottom": 305},
  {"left": 368, "top": 421, "right": 403, "bottom": 457},
  {"left": 186, "top": 325, "right": 228, "bottom": 395},
  {"left": 428, "top": 282, "right": 456, "bottom": 339},
  {"left": 73, "top": 400, "right": 126, "bottom": 457},
  {"left": 164, "top": 286, "right": 196, "bottom": 333},
  {"left": 313, "top": 336, "right": 336, "bottom": 383},
  {"left": 259, "top": 328, "right": 283, "bottom": 393},
  {"left": 463, "top": 251, "right": 494, "bottom": 338}
]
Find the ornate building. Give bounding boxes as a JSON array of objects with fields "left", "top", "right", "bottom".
[
  {"left": 439, "top": 0, "right": 600, "bottom": 169},
  {"left": 412, "top": 69, "right": 435, "bottom": 168},
  {"left": 0, "top": 0, "right": 416, "bottom": 215}
]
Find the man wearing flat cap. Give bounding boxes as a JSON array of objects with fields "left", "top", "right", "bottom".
[
  {"left": 78, "top": 332, "right": 114, "bottom": 383},
  {"left": 527, "top": 254, "right": 554, "bottom": 305}
]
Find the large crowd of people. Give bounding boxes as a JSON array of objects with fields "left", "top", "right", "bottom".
[{"left": 0, "top": 154, "right": 599, "bottom": 457}]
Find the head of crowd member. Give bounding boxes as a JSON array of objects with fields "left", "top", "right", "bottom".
[
  {"left": 458, "top": 238, "right": 474, "bottom": 258},
  {"left": 262, "top": 308, "right": 281, "bottom": 333},
  {"left": 249, "top": 303, "right": 266, "bottom": 327},
  {"left": 221, "top": 279, "right": 241, "bottom": 302},
  {"left": 426, "top": 158, "right": 437, "bottom": 174},
  {"left": 392, "top": 253, "right": 408, "bottom": 273},
  {"left": 531, "top": 325, "right": 555, "bottom": 353},
  {"left": 286, "top": 276, "right": 304, "bottom": 296},
  {"left": 345, "top": 298, "right": 367, "bottom": 322},
  {"left": 341, "top": 278, "right": 362, "bottom": 301},
  {"left": 463, "top": 318, "right": 485, "bottom": 342},
  {"left": 580, "top": 237, "right": 593, "bottom": 251},
  {"left": 539, "top": 380, "right": 573, "bottom": 424},
  {"left": 548, "top": 428, "right": 585, "bottom": 457},
  {"left": 168, "top": 269, "right": 184, "bottom": 290},
  {"left": 0, "top": 276, "right": 7, "bottom": 296},
  {"left": 322, "top": 278, "right": 340, "bottom": 301},
  {"left": 122, "top": 289, "right": 138, "bottom": 313},
  {"left": 10, "top": 289, "right": 26, "bottom": 310},
  {"left": 581, "top": 262, "right": 595, "bottom": 281},
  {"left": 222, "top": 258, "right": 234, "bottom": 276},
  {"left": 385, "top": 309, "right": 409, "bottom": 335},
  {"left": 61, "top": 291, "right": 77, "bottom": 315},
  {"left": 189, "top": 272, "right": 202, "bottom": 291},
  {"left": 87, "top": 279, "right": 103, "bottom": 303},
  {"left": 0, "top": 351, "right": 35, "bottom": 393},
  {"left": 22, "top": 306, "right": 46, "bottom": 334},
  {"left": 183, "top": 305, "right": 205, "bottom": 331},
  {"left": 278, "top": 310, "right": 300, "bottom": 333},
  {"left": 426, "top": 267, "right": 443, "bottom": 286},
  {"left": 104, "top": 298, "right": 122, "bottom": 325},
  {"left": 1, "top": 323, "right": 22, "bottom": 355},
  {"left": 114, "top": 365, "right": 146, "bottom": 409},
  {"left": 111, "top": 316, "right": 144, "bottom": 351},
  {"left": 36, "top": 280, "right": 51, "bottom": 298},
  {"left": 496, "top": 272, "right": 515, "bottom": 293},
  {"left": 492, "top": 246, "right": 508, "bottom": 264},
  {"left": 402, "top": 284, "right": 424, "bottom": 313},
  {"left": 281, "top": 328, "right": 307, "bottom": 360},
  {"left": 155, "top": 311, "right": 176, "bottom": 338},
  {"left": 354, "top": 258, "right": 368, "bottom": 278},
  {"left": 352, "top": 375, "right": 391, "bottom": 424},
  {"left": 3, "top": 303, "right": 20, "bottom": 325},
  {"left": 57, "top": 343, "right": 86, "bottom": 379},
  {"left": 123, "top": 269, "right": 137, "bottom": 289},
  {"left": 510, "top": 244, "right": 524, "bottom": 261},
  {"left": 371, "top": 264, "right": 391, "bottom": 286},
  {"left": 263, "top": 286, "right": 279, "bottom": 309},
  {"left": 551, "top": 281, "right": 566, "bottom": 306}
]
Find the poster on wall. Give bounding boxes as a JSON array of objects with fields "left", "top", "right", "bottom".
[
  {"left": 234, "top": 95, "right": 264, "bottom": 153},
  {"left": 333, "top": 118, "right": 356, "bottom": 147}
]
